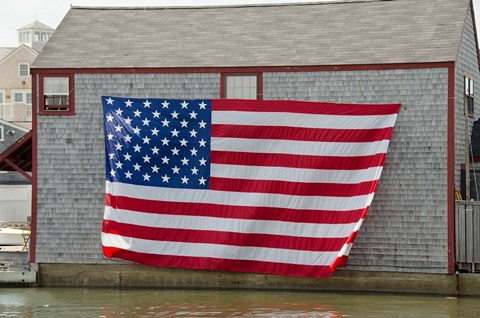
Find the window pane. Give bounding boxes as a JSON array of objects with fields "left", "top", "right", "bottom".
[
  {"left": 470, "top": 80, "right": 474, "bottom": 96},
  {"left": 44, "top": 95, "right": 69, "bottom": 110},
  {"left": 26, "top": 93, "right": 32, "bottom": 104},
  {"left": 14, "top": 93, "right": 23, "bottom": 103},
  {"left": 45, "top": 95, "right": 69, "bottom": 105},
  {"left": 44, "top": 77, "right": 69, "bottom": 94},
  {"left": 0, "top": 92, "right": 3, "bottom": 104},
  {"left": 226, "top": 75, "right": 257, "bottom": 99},
  {"left": 43, "top": 76, "right": 71, "bottom": 112},
  {"left": 19, "top": 64, "right": 29, "bottom": 77},
  {"left": 468, "top": 96, "right": 474, "bottom": 113},
  {"left": 235, "top": 87, "right": 242, "bottom": 98},
  {"left": 20, "top": 32, "right": 30, "bottom": 42}
]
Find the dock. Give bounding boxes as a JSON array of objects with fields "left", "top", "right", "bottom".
[{"left": 0, "top": 246, "right": 37, "bottom": 286}]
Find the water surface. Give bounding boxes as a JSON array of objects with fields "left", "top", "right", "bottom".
[{"left": 0, "top": 288, "right": 478, "bottom": 317}]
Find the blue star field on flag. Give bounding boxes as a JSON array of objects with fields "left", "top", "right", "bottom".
[{"left": 102, "top": 96, "right": 211, "bottom": 189}]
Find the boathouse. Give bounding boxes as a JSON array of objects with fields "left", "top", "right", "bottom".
[{"left": 30, "top": 0, "right": 480, "bottom": 290}]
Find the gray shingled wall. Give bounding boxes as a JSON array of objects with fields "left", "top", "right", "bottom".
[
  {"left": 455, "top": 5, "right": 480, "bottom": 190},
  {"left": 264, "top": 68, "right": 449, "bottom": 273},
  {"left": 36, "top": 68, "right": 450, "bottom": 273}
]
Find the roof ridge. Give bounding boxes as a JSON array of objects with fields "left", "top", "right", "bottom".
[
  {"left": 0, "top": 45, "right": 37, "bottom": 65},
  {"left": 71, "top": 0, "right": 391, "bottom": 11},
  {"left": 17, "top": 20, "right": 54, "bottom": 31}
]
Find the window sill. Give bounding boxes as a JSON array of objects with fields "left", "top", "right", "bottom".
[{"left": 39, "top": 111, "right": 76, "bottom": 116}]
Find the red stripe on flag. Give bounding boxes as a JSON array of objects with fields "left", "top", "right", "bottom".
[
  {"left": 102, "top": 246, "right": 335, "bottom": 278},
  {"left": 212, "top": 124, "right": 394, "bottom": 143},
  {"left": 212, "top": 99, "right": 401, "bottom": 116},
  {"left": 102, "top": 220, "right": 347, "bottom": 252},
  {"left": 211, "top": 151, "right": 386, "bottom": 170},
  {"left": 330, "top": 225, "right": 364, "bottom": 270},
  {"left": 331, "top": 255, "right": 349, "bottom": 269},
  {"left": 346, "top": 230, "right": 359, "bottom": 245},
  {"left": 105, "top": 194, "right": 366, "bottom": 224},
  {"left": 210, "top": 178, "right": 380, "bottom": 197}
]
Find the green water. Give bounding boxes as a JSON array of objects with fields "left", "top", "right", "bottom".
[{"left": 0, "top": 288, "right": 479, "bottom": 317}]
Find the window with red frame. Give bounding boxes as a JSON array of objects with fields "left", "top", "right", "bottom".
[
  {"left": 40, "top": 74, "right": 74, "bottom": 115},
  {"left": 223, "top": 74, "right": 262, "bottom": 100}
]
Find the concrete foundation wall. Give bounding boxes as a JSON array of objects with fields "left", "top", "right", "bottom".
[{"left": 38, "top": 264, "right": 480, "bottom": 297}]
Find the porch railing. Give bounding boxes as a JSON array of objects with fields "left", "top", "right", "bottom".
[
  {"left": 455, "top": 200, "right": 480, "bottom": 272},
  {"left": 0, "top": 103, "right": 32, "bottom": 122}
]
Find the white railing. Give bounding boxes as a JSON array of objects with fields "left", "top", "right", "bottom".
[
  {"left": 26, "top": 104, "right": 32, "bottom": 121},
  {"left": 0, "top": 103, "right": 15, "bottom": 121},
  {"left": 0, "top": 103, "right": 32, "bottom": 122},
  {"left": 455, "top": 200, "right": 480, "bottom": 272}
]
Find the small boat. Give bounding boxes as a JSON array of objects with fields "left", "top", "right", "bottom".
[{"left": 0, "top": 228, "right": 30, "bottom": 246}]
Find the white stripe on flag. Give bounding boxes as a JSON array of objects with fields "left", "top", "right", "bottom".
[
  {"left": 211, "top": 164, "right": 384, "bottom": 184},
  {"left": 338, "top": 243, "right": 353, "bottom": 257},
  {"left": 213, "top": 111, "right": 398, "bottom": 129},
  {"left": 104, "top": 206, "right": 357, "bottom": 238},
  {"left": 353, "top": 218, "right": 364, "bottom": 232},
  {"left": 211, "top": 138, "right": 391, "bottom": 157},
  {"left": 106, "top": 181, "right": 375, "bottom": 211},
  {"left": 101, "top": 232, "right": 339, "bottom": 266}
]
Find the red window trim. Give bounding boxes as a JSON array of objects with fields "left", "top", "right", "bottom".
[
  {"left": 39, "top": 73, "right": 75, "bottom": 116},
  {"left": 220, "top": 72, "right": 263, "bottom": 100}
]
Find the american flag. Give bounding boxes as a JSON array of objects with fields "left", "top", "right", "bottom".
[{"left": 101, "top": 96, "right": 400, "bottom": 278}]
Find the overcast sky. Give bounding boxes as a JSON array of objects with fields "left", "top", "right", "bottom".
[{"left": 1, "top": 0, "right": 480, "bottom": 47}]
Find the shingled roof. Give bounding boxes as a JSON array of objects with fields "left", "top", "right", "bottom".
[{"left": 32, "top": 0, "right": 471, "bottom": 69}]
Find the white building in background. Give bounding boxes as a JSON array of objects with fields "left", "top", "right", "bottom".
[
  {"left": 0, "top": 21, "right": 53, "bottom": 230},
  {"left": 0, "top": 21, "right": 55, "bottom": 128},
  {"left": 17, "top": 21, "right": 54, "bottom": 53},
  {"left": 0, "top": 45, "right": 36, "bottom": 129}
]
